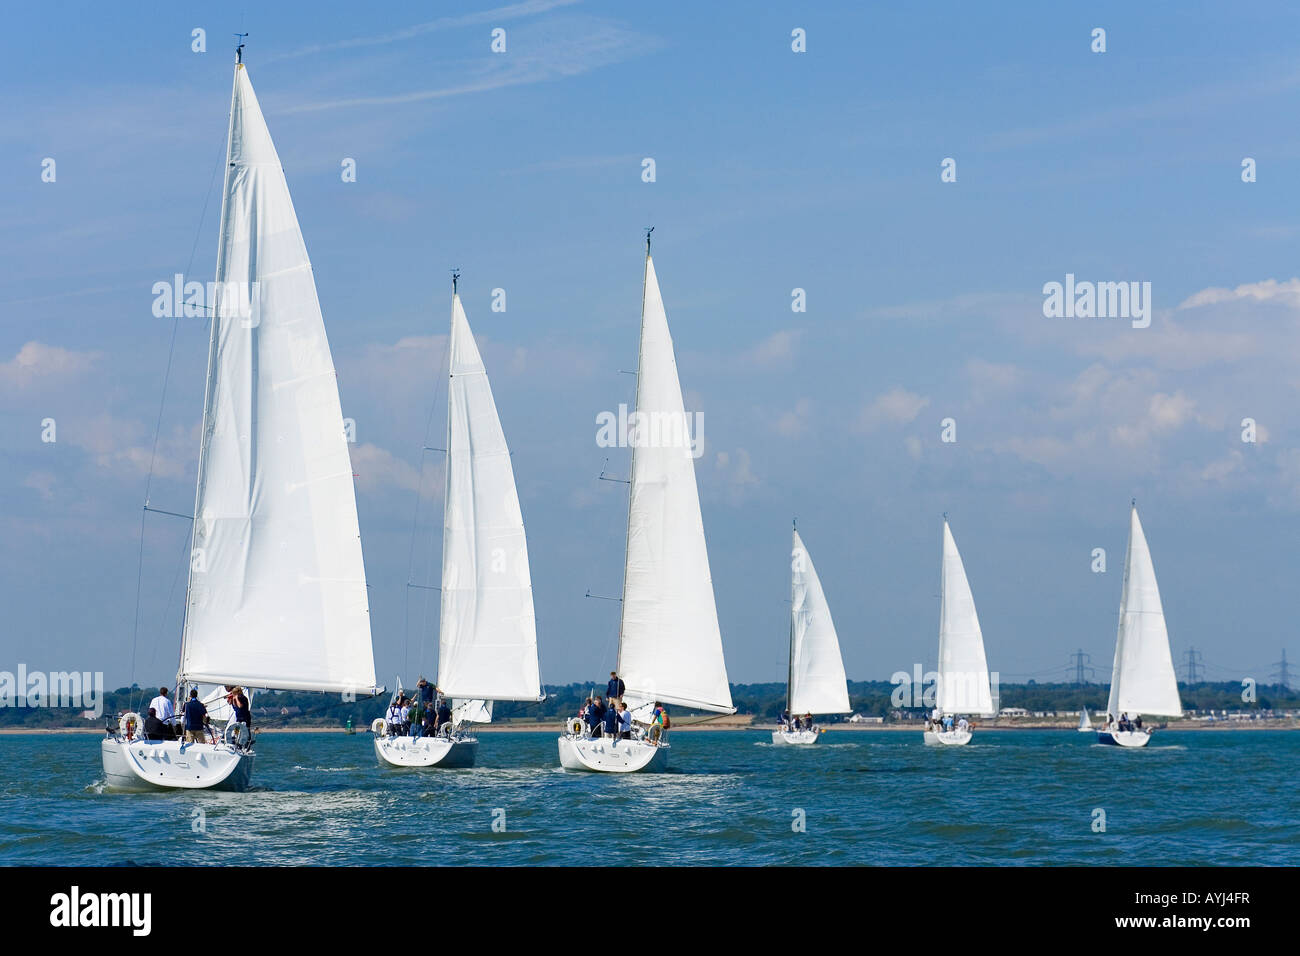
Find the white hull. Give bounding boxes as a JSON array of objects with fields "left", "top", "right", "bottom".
[
  {"left": 557, "top": 734, "right": 669, "bottom": 773},
  {"left": 100, "top": 737, "right": 254, "bottom": 792},
  {"left": 1097, "top": 729, "right": 1151, "bottom": 748},
  {"left": 772, "top": 729, "right": 820, "bottom": 745},
  {"left": 374, "top": 733, "right": 478, "bottom": 768},
  {"left": 923, "top": 729, "right": 973, "bottom": 746}
]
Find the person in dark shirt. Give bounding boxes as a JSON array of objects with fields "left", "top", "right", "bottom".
[
  {"left": 231, "top": 687, "right": 252, "bottom": 728},
  {"left": 435, "top": 699, "right": 452, "bottom": 734},
  {"left": 183, "top": 689, "right": 208, "bottom": 744},
  {"left": 606, "top": 672, "right": 625, "bottom": 703},
  {"left": 603, "top": 701, "right": 619, "bottom": 739},
  {"left": 143, "top": 707, "right": 173, "bottom": 741},
  {"left": 587, "top": 696, "right": 606, "bottom": 737},
  {"left": 409, "top": 696, "right": 426, "bottom": 738}
]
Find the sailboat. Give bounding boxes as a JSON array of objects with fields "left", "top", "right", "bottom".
[
  {"left": 1077, "top": 707, "right": 1094, "bottom": 732},
  {"left": 1097, "top": 503, "right": 1182, "bottom": 747},
  {"left": 102, "top": 48, "right": 381, "bottom": 791},
  {"left": 773, "top": 525, "right": 851, "bottom": 744},
  {"left": 557, "top": 233, "right": 735, "bottom": 772},
  {"left": 374, "top": 281, "right": 542, "bottom": 768},
  {"left": 923, "top": 518, "right": 994, "bottom": 746}
]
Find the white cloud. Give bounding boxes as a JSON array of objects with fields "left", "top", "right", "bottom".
[
  {"left": 966, "top": 358, "right": 1021, "bottom": 392},
  {"left": 1177, "top": 277, "right": 1300, "bottom": 310},
  {"left": 858, "top": 387, "right": 930, "bottom": 430},
  {"left": 349, "top": 443, "right": 429, "bottom": 495},
  {"left": 0, "top": 342, "right": 101, "bottom": 389},
  {"left": 63, "top": 416, "right": 191, "bottom": 480},
  {"left": 23, "top": 471, "right": 56, "bottom": 500},
  {"left": 741, "top": 330, "right": 801, "bottom": 366},
  {"left": 268, "top": 0, "right": 583, "bottom": 63},
  {"left": 283, "top": 16, "right": 659, "bottom": 113},
  {"left": 774, "top": 398, "right": 812, "bottom": 437},
  {"left": 1200, "top": 450, "right": 1244, "bottom": 483},
  {"left": 713, "top": 448, "right": 758, "bottom": 504}
]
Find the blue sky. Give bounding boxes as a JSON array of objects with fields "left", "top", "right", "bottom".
[{"left": 4, "top": 1, "right": 1300, "bottom": 692}]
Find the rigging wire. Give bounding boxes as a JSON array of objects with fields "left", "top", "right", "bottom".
[
  {"left": 402, "top": 314, "right": 451, "bottom": 682},
  {"left": 127, "top": 134, "right": 228, "bottom": 713}
]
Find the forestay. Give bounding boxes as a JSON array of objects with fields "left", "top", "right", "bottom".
[{"left": 179, "top": 64, "right": 377, "bottom": 696}]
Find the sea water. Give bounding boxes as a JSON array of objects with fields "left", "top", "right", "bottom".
[{"left": 1, "top": 730, "right": 1294, "bottom": 865}]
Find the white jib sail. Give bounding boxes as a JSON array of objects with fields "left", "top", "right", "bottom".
[
  {"left": 452, "top": 699, "right": 493, "bottom": 724},
  {"left": 179, "top": 64, "right": 377, "bottom": 696},
  {"left": 936, "top": 521, "right": 994, "bottom": 716},
  {"left": 436, "top": 294, "right": 541, "bottom": 703},
  {"left": 617, "top": 254, "right": 734, "bottom": 715},
  {"left": 788, "top": 529, "right": 851, "bottom": 715},
  {"left": 1106, "top": 505, "right": 1182, "bottom": 718}
]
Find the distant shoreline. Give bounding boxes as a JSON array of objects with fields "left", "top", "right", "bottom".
[{"left": 5, "top": 719, "right": 1296, "bottom": 735}]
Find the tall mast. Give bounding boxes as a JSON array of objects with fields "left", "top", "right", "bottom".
[
  {"left": 937, "top": 514, "right": 947, "bottom": 714},
  {"left": 176, "top": 46, "right": 243, "bottom": 695},
  {"left": 437, "top": 270, "right": 460, "bottom": 691},
  {"left": 787, "top": 520, "right": 796, "bottom": 715},
  {"left": 615, "top": 229, "right": 653, "bottom": 676}
]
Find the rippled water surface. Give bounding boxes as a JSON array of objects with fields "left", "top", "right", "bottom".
[{"left": 1, "top": 729, "right": 1295, "bottom": 865}]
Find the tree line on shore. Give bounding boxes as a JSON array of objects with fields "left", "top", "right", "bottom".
[{"left": 3, "top": 680, "right": 1297, "bottom": 728}]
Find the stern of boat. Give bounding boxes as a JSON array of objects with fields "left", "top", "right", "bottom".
[
  {"left": 100, "top": 736, "right": 254, "bottom": 791},
  {"left": 771, "top": 729, "right": 820, "bottom": 745},
  {"left": 1096, "top": 729, "right": 1151, "bottom": 748},
  {"left": 374, "top": 732, "right": 478, "bottom": 768},
  {"left": 557, "top": 734, "right": 669, "bottom": 773},
  {"left": 923, "top": 729, "right": 973, "bottom": 746}
]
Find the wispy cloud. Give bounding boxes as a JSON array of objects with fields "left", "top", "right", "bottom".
[
  {"left": 282, "top": 16, "right": 658, "bottom": 113},
  {"left": 266, "top": 0, "right": 583, "bottom": 63},
  {"left": 982, "top": 65, "right": 1300, "bottom": 152}
]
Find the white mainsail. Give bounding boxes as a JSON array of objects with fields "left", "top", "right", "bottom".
[
  {"left": 936, "top": 520, "right": 994, "bottom": 716},
  {"left": 179, "top": 63, "right": 377, "bottom": 696},
  {"left": 787, "top": 528, "right": 850, "bottom": 715},
  {"left": 435, "top": 293, "right": 541, "bottom": 705},
  {"left": 1105, "top": 505, "right": 1182, "bottom": 718},
  {"left": 617, "top": 253, "right": 734, "bottom": 714}
]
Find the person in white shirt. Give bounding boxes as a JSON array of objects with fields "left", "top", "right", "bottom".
[
  {"left": 149, "top": 687, "right": 175, "bottom": 725},
  {"left": 386, "top": 699, "right": 403, "bottom": 736},
  {"left": 957, "top": 717, "right": 969, "bottom": 732},
  {"left": 617, "top": 702, "right": 633, "bottom": 740}
]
